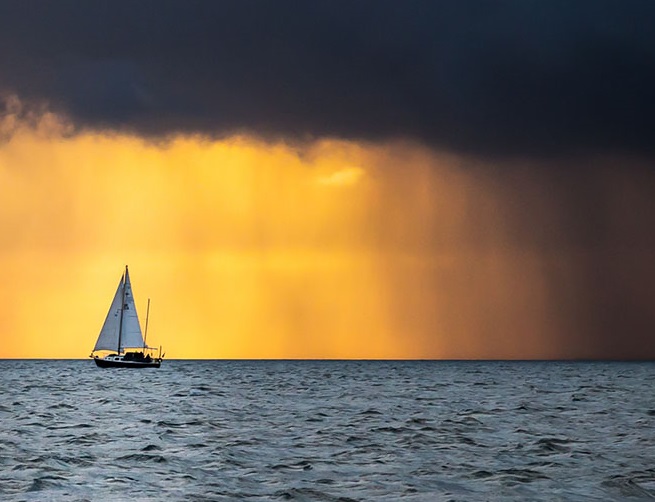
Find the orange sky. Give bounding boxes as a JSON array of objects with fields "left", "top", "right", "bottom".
[
  {"left": 1, "top": 106, "right": 653, "bottom": 359},
  {"left": 0, "top": 110, "right": 402, "bottom": 358}
]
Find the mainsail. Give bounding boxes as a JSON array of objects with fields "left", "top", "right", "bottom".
[{"left": 93, "top": 267, "right": 145, "bottom": 353}]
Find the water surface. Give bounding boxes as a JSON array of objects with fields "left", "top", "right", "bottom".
[{"left": 1, "top": 360, "right": 654, "bottom": 500}]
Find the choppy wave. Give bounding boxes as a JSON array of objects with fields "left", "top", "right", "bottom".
[{"left": 0, "top": 360, "right": 654, "bottom": 500}]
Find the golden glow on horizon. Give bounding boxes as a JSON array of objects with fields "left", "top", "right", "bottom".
[
  {"left": 3, "top": 102, "right": 646, "bottom": 359},
  {"left": 0, "top": 109, "right": 409, "bottom": 359}
]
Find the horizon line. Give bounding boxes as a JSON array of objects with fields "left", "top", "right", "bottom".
[{"left": 0, "top": 357, "right": 653, "bottom": 362}]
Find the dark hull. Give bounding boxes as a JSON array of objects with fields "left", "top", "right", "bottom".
[{"left": 94, "top": 358, "right": 161, "bottom": 368}]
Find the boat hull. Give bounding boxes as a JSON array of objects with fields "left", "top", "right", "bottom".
[{"left": 94, "top": 356, "right": 161, "bottom": 368}]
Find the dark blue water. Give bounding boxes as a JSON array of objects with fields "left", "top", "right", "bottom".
[{"left": 1, "top": 360, "right": 654, "bottom": 501}]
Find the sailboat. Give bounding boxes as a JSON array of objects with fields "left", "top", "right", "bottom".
[{"left": 90, "top": 265, "right": 164, "bottom": 368}]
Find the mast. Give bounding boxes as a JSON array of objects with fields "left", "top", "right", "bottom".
[
  {"left": 143, "top": 297, "right": 151, "bottom": 351},
  {"left": 117, "top": 265, "right": 128, "bottom": 354}
]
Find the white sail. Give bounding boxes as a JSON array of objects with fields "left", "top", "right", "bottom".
[
  {"left": 120, "top": 268, "right": 145, "bottom": 351},
  {"left": 93, "top": 277, "right": 125, "bottom": 352},
  {"left": 92, "top": 267, "right": 145, "bottom": 353}
]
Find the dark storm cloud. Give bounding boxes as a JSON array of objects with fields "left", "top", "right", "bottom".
[{"left": 1, "top": 0, "right": 655, "bottom": 157}]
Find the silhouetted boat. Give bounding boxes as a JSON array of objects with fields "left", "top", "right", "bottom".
[{"left": 90, "top": 266, "right": 163, "bottom": 368}]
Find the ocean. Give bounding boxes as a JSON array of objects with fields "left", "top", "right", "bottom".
[{"left": 0, "top": 360, "right": 654, "bottom": 501}]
